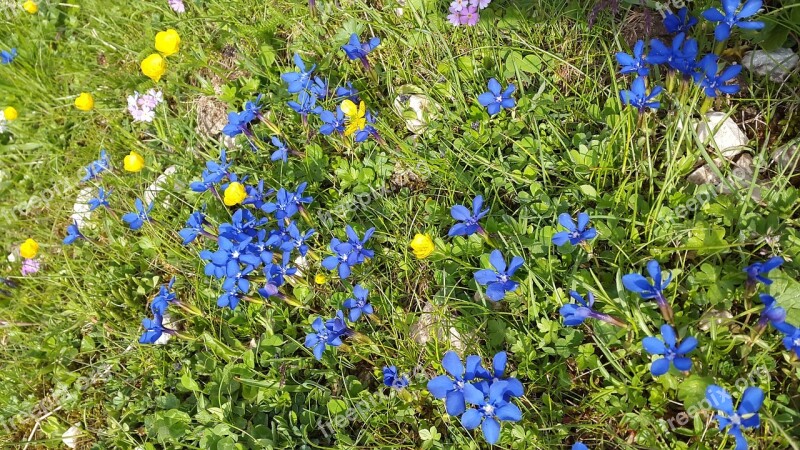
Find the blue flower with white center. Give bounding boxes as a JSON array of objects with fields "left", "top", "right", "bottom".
[
  {"left": 551, "top": 212, "right": 597, "bottom": 246},
  {"left": 642, "top": 324, "right": 697, "bottom": 376},
  {"left": 319, "top": 106, "right": 346, "bottom": 135},
  {"left": 281, "top": 53, "right": 316, "bottom": 93},
  {"left": 474, "top": 250, "right": 524, "bottom": 302},
  {"left": 279, "top": 222, "right": 314, "bottom": 257},
  {"left": 343, "top": 284, "right": 374, "bottom": 322},
  {"left": 270, "top": 136, "right": 289, "bottom": 163},
  {"left": 179, "top": 210, "right": 207, "bottom": 245},
  {"left": 81, "top": 149, "right": 111, "bottom": 182},
  {"left": 774, "top": 322, "right": 800, "bottom": 357},
  {"left": 122, "top": 198, "right": 154, "bottom": 230},
  {"left": 87, "top": 187, "right": 111, "bottom": 211},
  {"left": 460, "top": 380, "right": 522, "bottom": 445},
  {"left": 560, "top": 291, "right": 626, "bottom": 328},
  {"left": 622, "top": 260, "right": 674, "bottom": 322},
  {"left": 702, "top": 0, "right": 764, "bottom": 42},
  {"left": 262, "top": 188, "right": 298, "bottom": 220},
  {"left": 321, "top": 238, "right": 355, "bottom": 279},
  {"left": 694, "top": 54, "right": 742, "bottom": 98},
  {"left": 705, "top": 384, "right": 764, "bottom": 450},
  {"left": 426, "top": 351, "right": 486, "bottom": 416},
  {"left": 341, "top": 33, "right": 381, "bottom": 70},
  {"left": 288, "top": 91, "right": 318, "bottom": 125},
  {"left": 63, "top": 221, "right": 85, "bottom": 245},
  {"left": 477, "top": 78, "right": 516, "bottom": 116},
  {"left": 345, "top": 225, "right": 375, "bottom": 264},
  {"left": 619, "top": 77, "right": 662, "bottom": 112},
  {"left": 663, "top": 7, "right": 697, "bottom": 34},
  {"left": 448, "top": 195, "right": 489, "bottom": 237},
  {"left": 304, "top": 311, "right": 350, "bottom": 360},
  {"left": 615, "top": 40, "right": 650, "bottom": 76}
]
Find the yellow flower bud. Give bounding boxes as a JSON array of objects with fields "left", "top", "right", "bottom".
[
  {"left": 155, "top": 29, "right": 181, "bottom": 57},
  {"left": 74, "top": 92, "right": 94, "bottom": 111},
  {"left": 314, "top": 273, "right": 328, "bottom": 285},
  {"left": 22, "top": 0, "right": 37, "bottom": 14},
  {"left": 141, "top": 53, "right": 166, "bottom": 82},
  {"left": 410, "top": 233, "right": 435, "bottom": 259},
  {"left": 3, "top": 107, "right": 18, "bottom": 121},
  {"left": 20, "top": 238, "right": 39, "bottom": 259},
  {"left": 123, "top": 151, "right": 145, "bottom": 172},
  {"left": 223, "top": 182, "right": 247, "bottom": 206}
]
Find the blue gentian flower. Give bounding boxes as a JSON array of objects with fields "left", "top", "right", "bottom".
[
  {"left": 217, "top": 282, "right": 246, "bottom": 310},
  {"left": 694, "top": 54, "right": 742, "bottom": 98},
  {"left": 619, "top": 77, "right": 662, "bottom": 112},
  {"left": 222, "top": 111, "right": 254, "bottom": 139},
  {"left": 270, "top": 136, "right": 289, "bottom": 163},
  {"left": 460, "top": 380, "right": 522, "bottom": 445},
  {"left": 448, "top": 195, "right": 489, "bottom": 237},
  {"left": 139, "top": 313, "right": 171, "bottom": 344},
  {"left": 223, "top": 262, "right": 254, "bottom": 295},
  {"left": 213, "top": 236, "right": 261, "bottom": 268},
  {"left": 702, "top": 0, "right": 765, "bottom": 42},
  {"left": 551, "top": 212, "right": 597, "bottom": 246},
  {"left": 667, "top": 33, "right": 700, "bottom": 76},
  {"left": 1, "top": 48, "right": 17, "bottom": 65},
  {"left": 243, "top": 94, "right": 264, "bottom": 120},
  {"left": 560, "top": 291, "right": 626, "bottom": 327},
  {"left": 87, "top": 187, "right": 111, "bottom": 211},
  {"left": 705, "top": 385, "right": 764, "bottom": 450},
  {"left": 335, "top": 82, "right": 359, "bottom": 102},
  {"left": 345, "top": 225, "right": 375, "bottom": 264},
  {"left": 744, "top": 256, "right": 783, "bottom": 286},
  {"left": 200, "top": 249, "right": 227, "bottom": 278},
  {"left": 179, "top": 210, "right": 207, "bottom": 245},
  {"left": 193, "top": 149, "right": 231, "bottom": 187},
  {"left": 122, "top": 198, "right": 154, "bottom": 230},
  {"left": 292, "top": 182, "right": 313, "bottom": 208},
  {"left": 63, "top": 221, "right": 85, "bottom": 244},
  {"left": 309, "top": 76, "right": 329, "bottom": 99},
  {"left": 483, "top": 351, "right": 524, "bottom": 399},
  {"left": 281, "top": 53, "right": 316, "bottom": 93},
  {"left": 774, "top": 322, "right": 800, "bottom": 357},
  {"left": 262, "top": 188, "right": 298, "bottom": 220},
  {"left": 474, "top": 250, "right": 523, "bottom": 302},
  {"left": 642, "top": 324, "right": 697, "bottom": 376},
  {"left": 756, "top": 294, "right": 786, "bottom": 329},
  {"left": 219, "top": 208, "right": 265, "bottom": 241},
  {"left": 383, "top": 366, "right": 409, "bottom": 389},
  {"left": 304, "top": 311, "right": 350, "bottom": 360},
  {"left": 663, "top": 7, "right": 698, "bottom": 34},
  {"left": 477, "top": 78, "right": 516, "bottom": 116},
  {"left": 343, "top": 284, "right": 373, "bottom": 322},
  {"left": 622, "top": 260, "right": 674, "bottom": 322},
  {"left": 573, "top": 444, "right": 589, "bottom": 450},
  {"left": 426, "top": 351, "right": 486, "bottom": 416},
  {"left": 287, "top": 91, "right": 318, "bottom": 125},
  {"left": 266, "top": 251, "right": 297, "bottom": 288},
  {"left": 616, "top": 40, "right": 650, "bottom": 76},
  {"left": 321, "top": 238, "right": 355, "bottom": 279},
  {"left": 243, "top": 180, "right": 275, "bottom": 209},
  {"left": 150, "top": 278, "right": 177, "bottom": 316},
  {"left": 279, "top": 222, "right": 314, "bottom": 256},
  {"left": 353, "top": 110, "right": 381, "bottom": 143},
  {"left": 81, "top": 149, "right": 111, "bottom": 182},
  {"left": 341, "top": 33, "right": 381, "bottom": 70},
  {"left": 319, "top": 106, "right": 346, "bottom": 135}
]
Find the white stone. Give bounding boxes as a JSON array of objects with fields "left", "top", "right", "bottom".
[
  {"left": 154, "top": 312, "right": 176, "bottom": 345},
  {"left": 696, "top": 112, "right": 749, "bottom": 159},
  {"left": 71, "top": 187, "right": 95, "bottom": 228},
  {"left": 144, "top": 166, "right": 176, "bottom": 206},
  {"left": 393, "top": 93, "right": 440, "bottom": 134},
  {"left": 742, "top": 48, "right": 798, "bottom": 82},
  {"left": 62, "top": 424, "right": 80, "bottom": 449}
]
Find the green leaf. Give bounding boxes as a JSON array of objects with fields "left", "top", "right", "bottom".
[{"left": 677, "top": 375, "right": 714, "bottom": 410}]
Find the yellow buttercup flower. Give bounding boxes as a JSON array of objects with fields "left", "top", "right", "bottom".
[
  {"left": 314, "top": 273, "right": 328, "bottom": 285},
  {"left": 341, "top": 99, "right": 366, "bottom": 137},
  {"left": 22, "top": 0, "right": 37, "bottom": 13},
  {"left": 20, "top": 238, "right": 39, "bottom": 259},
  {"left": 123, "top": 151, "right": 145, "bottom": 172},
  {"left": 141, "top": 53, "right": 166, "bottom": 82},
  {"left": 155, "top": 29, "right": 181, "bottom": 57},
  {"left": 223, "top": 182, "right": 247, "bottom": 206},
  {"left": 3, "top": 107, "right": 18, "bottom": 121},
  {"left": 410, "top": 233, "right": 435, "bottom": 259},
  {"left": 74, "top": 92, "right": 94, "bottom": 111}
]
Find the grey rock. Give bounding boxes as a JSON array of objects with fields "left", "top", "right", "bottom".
[
  {"left": 742, "top": 48, "right": 799, "bottom": 82},
  {"left": 696, "top": 112, "right": 749, "bottom": 159}
]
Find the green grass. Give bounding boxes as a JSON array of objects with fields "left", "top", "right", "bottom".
[{"left": 1, "top": 0, "right": 799, "bottom": 448}]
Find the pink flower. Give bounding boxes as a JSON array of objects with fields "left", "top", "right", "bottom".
[
  {"left": 168, "top": 0, "right": 185, "bottom": 13},
  {"left": 449, "top": 0, "right": 468, "bottom": 12},
  {"left": 459, "top": 5, "right": 479, "bottom": 26},
  {"left": 127, "top": 89, "right": 163, "bottom": 123},
  {"left": 470, "top": 0, "right": 491, "bottom": 9},
  {"left": 21, "top": 258, "right": 40, "bottom": 276},
  {"left": 447, "top": 5, "right": 461, "bottom": 26}
]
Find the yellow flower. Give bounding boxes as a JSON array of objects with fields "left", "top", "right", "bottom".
[
  {"left": 314, "top": 273, "right": 328, "bottom": 285},
  {"left": 74, "top": 92, "right": 94, "bottom": 111},
  {"left": 3, "top": 107, "right": 18, "bottom": 121},
  {"left": 20, "top": 238, "right": 39, "bottom": 259},
  {"left": 155, "top": 29, "right": 181, "bottom": 57},
  {"left": 341, "top": 99, "right": 366, "bottom": 136},
  {"left": 223, "top": 182, "right": 247, "bottom": 206},
  {"left": 410, "top": 233, "right": 435, "bottom": 259},
  {"left": 123, "top": 151, "right": 145, "bottom": 172},
  {"left": 141, "top": 53, "right": 166, "bottom": 82},
  {"left": 22, "top": 0, "right": 37, "bottom": 13}
]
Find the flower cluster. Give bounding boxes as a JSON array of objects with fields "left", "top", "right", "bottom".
[
  {"left": 141, "top": 29, "right": 181, "bottom": 82},
  {"left": 321, "top": 226, "right": 375, "bottom": 279},
  {"left": 139, "top": 278, "right": 178, "bottom": 344},
  {"left": 304, "top": 283, "right": 376, "bottom": 360},
  {"left": 127, "top": 89, "right": 163, "bottom": 123},
  {"left": 617, "top": 1, "right": 764, "bottom": 113},
  {"left": 446, "top": 0, "right": 491, "bottom": 27},
  {"left": 427, "top": 351, "right": 523, "bottom": 444}
]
